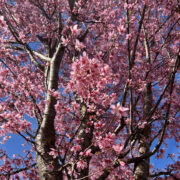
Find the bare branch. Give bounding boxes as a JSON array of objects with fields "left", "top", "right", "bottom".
[
  {"left": 1, "top": 163, "right": 36, "bottom": 177},
  {"left": 150, "top": 170, "right": 172, "bottom": 178},
  {"left": 32, "top": 51, "right": 51, "bottom": 62},
  {"left": 130, "top": 4, "right": 146, "bottom": 67}
]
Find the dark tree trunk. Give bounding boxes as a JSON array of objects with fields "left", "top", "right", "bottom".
[{"left": 76, "top": 104, "right": 94, "bottom": 180}]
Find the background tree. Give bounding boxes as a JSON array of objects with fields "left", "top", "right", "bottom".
[{"left": 0, "top": 0, "right": 179, "bottom": 179}]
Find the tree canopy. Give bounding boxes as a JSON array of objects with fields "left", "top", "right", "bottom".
[{"left": 0, "top": 0, "right": 179, "bottom": 179}]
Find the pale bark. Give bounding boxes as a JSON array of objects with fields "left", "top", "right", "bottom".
[
  {"left": 35, "top": 45, "right": 64, "bottom": 180},
  {"left": 134, "top": 83, "right": 152, "bottom": 180},
  {"left": 134, "top": 22, "right": 152, "bottom": 180}
]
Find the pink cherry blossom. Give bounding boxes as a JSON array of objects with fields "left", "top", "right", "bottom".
[
  {"left": 70, "top": 25, "right": 81, "bottom": 35},
  {"left": 71, "top": 145, "right": 81, "bottom": 152},
  {"left": 61, "top": 36, "right": 69, "bottom": 46},
  {"left": 77, "top": 160, "right": 87, "bottom": 171},
  {"left": 75, "top": 39, "right": 85, "bottom": 51},
  {"left": 111, "top": 103, "right": 129, "bottom": 117},
  {"left": 113, "top": 144, "right": 123, "bottom": 155},
  {"left": 49, "top": 148, "right": 58, "bottom": 159}
]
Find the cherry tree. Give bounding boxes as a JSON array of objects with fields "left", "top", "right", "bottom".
[{"left": 0, "top": 0, "right": 179, "bottom": 179}]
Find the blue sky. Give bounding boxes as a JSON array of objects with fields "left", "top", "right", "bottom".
[{"left": 151, "top": 138, "right": 179, "bottom": 170}]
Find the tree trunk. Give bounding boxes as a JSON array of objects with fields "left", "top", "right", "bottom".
[
  {"left": 35, "top": 97, "right": 62, "bottom": 180},
  {"left": 35, "top": 46, "right": 64, "bottom": 179},
  {"left": 35, "top": 129, "right": 62, "bottom": 180},
  {"left": 134, "top": 83, "right": 152, "bottom": 180}
]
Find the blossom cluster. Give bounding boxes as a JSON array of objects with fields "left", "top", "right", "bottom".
[{"left": 67, "top": 52, "right": 117, "bottom": 113}]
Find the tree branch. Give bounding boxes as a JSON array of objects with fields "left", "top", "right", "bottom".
[
  {"left": 68, "top": 0, "right": 76, "bottom": 11},
  {"left": 130, "top": 4, "right": 146, "bottom": 67}
]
